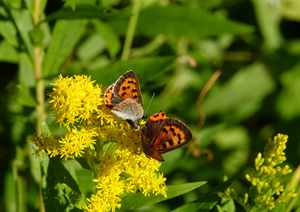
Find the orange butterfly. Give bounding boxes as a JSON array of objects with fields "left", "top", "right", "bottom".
[
  {"left": 104, "top": 71, "right": 146, "bottom": 130},
  {"left": 141, "top": 111, "right": 193, "bottom": 161}
]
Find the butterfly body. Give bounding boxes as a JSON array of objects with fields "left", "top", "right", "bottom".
[
  {"left": 104, "top": 71, "right": 146, "bottom": 130},
  {"left": 141, "top": 111, "right": 193, "bottom": 161},
  {"left": 111, "top": 98, "right": 144, "bottom": 121}
]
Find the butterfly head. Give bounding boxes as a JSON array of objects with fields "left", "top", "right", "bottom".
[{"left": 142, "top": 113, "right": 147, "bottom": 119}]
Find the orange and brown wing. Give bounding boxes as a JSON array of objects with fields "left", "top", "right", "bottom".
[
  {"left": 113, "top": 70, "right": 143, "bottom": 106},
  {"left": 104, "top": 85, "right": 114, "bottom": 108},
  {"left": 142, "top": 111, "right": 167, "bottom": 142},
  {"left": 104, "top": 84, "right": 123, "bottom": 108},
  {"left": 141, "top": 134, "right": 164, "bottom": 161},
  {"left": 153, "top": 119, "right": 193, "bottom": 154},
  {"left": 141, "top": 111, "right": 167, "bottom": 161}
]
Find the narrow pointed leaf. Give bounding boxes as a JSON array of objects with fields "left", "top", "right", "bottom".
[
  {"left": 43, "top": 19, "right": 87, "bottom": 77},
  {"left": 117, "top": 181, "right": 206, "bottom": 211}
]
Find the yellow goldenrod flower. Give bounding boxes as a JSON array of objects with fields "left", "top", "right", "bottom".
[
  {"left": 84, "top": 145, "right": 167, "bottom": 212},
  {"left": 48, "top": 74, "right": 104, "bottom": 130},
  {"left": 28, "top": 74, "right": 168, "bottom": 212},
  {"left": 218, "top": 133, "right": 296, "bottom": 212},
  {"left": 59, "top": 127, "right": 98, "bottom": 159}
]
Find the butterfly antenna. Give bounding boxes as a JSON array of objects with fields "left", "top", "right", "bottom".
[{"left": 145, "top": 92, "right": 155, "bottom": 114}]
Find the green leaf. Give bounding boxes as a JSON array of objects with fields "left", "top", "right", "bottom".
[
  {"left": 198, "top": 0, "right": 223, "bottom": 9},
  {"left": 0, "top": 40, "right": 19, "bottom": 63},
  {"left": 117, "top": 181, "right": 206, "bottom": 211},
  {"left": 171, "top": 178, "right": 235, "bottom": 212},
  {"left": 288, "top": 39, "right": 300, "bottom": 54},
  {"left": 214, "top": 127, "right": 250, "bottom": 175},
  {"left": 4, "top": 172, "right": 17, "bottom": 211},
  {"left": 76, "top": 32, "right": 106, "bottom": 62},
  {"left": 41, "top": 157, "right": 83, "bottom": 211},
  {"left": 282, "top": 0, "right": 300, "bottom": 22},
  {"left": 277, "top": 62, "right": 300, "bottom": 119},
  {"left": 10, "top": 8, "right": 34, "bottom": 59},
  {"left": 119, "top": 172, "right": 133, "bottom": 181},
  {"left": 217, "top": 196, "right": 235, "bottom": 212},
  {"left": 63, "top": 182, "right": 87, "bottom": 209},
  {"left": 252, "top": 0, "right": 281, "bottom": 51},
  {"left": 75, "top": 169, "right": 94, "bottom": 196},
  {"left": 7, "top": 0, "right": 22, "bottom": 8},
  {"left": 41, "top": 157, "right": 73, "bottom": 212},
  {"left": 0, "top": 6, "right": 19, "bottom": 47},
  {"left": 201, "top": 62, "right": 275, "bottom": 120},
  {"left": 16, "top": 60, "right": 37, "bottom": 107},
  {"left": 29, "top": 27, "right": 44, "bottom": 45},
  {"left": 37, "top": 117, "right": 82, "bottom": 210},
  {"left": 44, "top": 5, "right": 121, "bottom": 22},
  {"left": 101, "top": 0, "right": 121, "bottom": 7},
  {"left": 160, "top": 148, "right": 187, "bottom": 175},
  {"left": 42, "top": 19, "right": 87, "bottom": 77},
  {"left": 16, "top": 81, "right": 37, "bottom": 107},
  {"left": 75, "top": 157, "right": 92, "bottom": 171},
  {"left": 39, "top": 115, "right": 51, "bottom": 135},
  {"left": 198, "top": 123, "right": 227, "bottom": 148},
  {"left": 0, "top": 6, "right": 33, "bottom": 67},
  {"left": 19, "top": 59, "right": 35, "bottom": 87},
  {"left": 109, "top": 5, "right": 255, "bottom": 38},
  {"left": 86, "top": 55, "right": 110, "bottom": 70},
  {"left": 91, "top": 56, "right": 175, "bottom": 86},
  {"left": 50, "top": 157, "right": 81, "bottom": 193},
  {"left": 271, "top": 201, "right": 285, "bottom": 212},
  {"left": 92, "top": 19, "right": 120, "bottom": 58},
  {"left": 34, "top": 117, "right": 67, "bottom": 212}
]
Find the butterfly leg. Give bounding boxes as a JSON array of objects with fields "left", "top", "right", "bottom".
[{"left": 126, "top": 119, "right": 140, "bottom": 130}]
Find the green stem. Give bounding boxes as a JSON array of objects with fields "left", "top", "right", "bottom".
[
  {"left": 33, "top": 1, "right": 45, "bottom": 212},
  {"left": 33, "top": 0, "right": 44, "bottom": 136},
  {"left": 120, "top": 0, "right": 142, "bottom": 61}
]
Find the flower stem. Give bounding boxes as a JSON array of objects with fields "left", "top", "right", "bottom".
[
  {"left": 120, "top": 0, "right": 142, "bottom": 61},
  {"left": 33, "top": 1, "right": 45, "bottom": 211},
  {"left": 33, "top": 0, "right": 44, "bottom": 136}
]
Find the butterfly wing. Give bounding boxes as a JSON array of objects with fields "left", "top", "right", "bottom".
[
  {"left": 104, "top": 71, "right": 145, "bottom": 130},
  {"left": 104, "top": 84, "right": 123, "bottom": 108},
  {"left": 142, "top": 111, "right": 166, "bottom": 141},
  {"left": 113, "top": 70, "right": 143, "bottom": 106},
  {"left": 141, "top": 111, "right": 167, "bottom": 161},
  {"left": 153, "top": 118, "right": 193, "bottom": 154},
  {"left": 141, "top": 133, "right": 164, "bottom": 161}
]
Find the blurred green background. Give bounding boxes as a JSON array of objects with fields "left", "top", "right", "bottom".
[{"left": 1, "top": 0, "right": 300, "bottom": 211}]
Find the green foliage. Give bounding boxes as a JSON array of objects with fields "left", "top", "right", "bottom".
[
  {"left": 108, "top": 5, "right": 254, "bottom": 38},
  {"left": 1, "top": 0, "right": 300, "bottom": 211},
  {"left": 43, "top": 19, "right": 87, "bottom": 77},
  {"left": 117, "top": 182, "right": 206, "bottom": 211}
]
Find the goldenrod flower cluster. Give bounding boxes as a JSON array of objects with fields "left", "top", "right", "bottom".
[
  {"left": 219, "top": 134, "right": 296, "bottom": 212},
  {"left": 84, "top": 146, "right": 167, "bottom": 212},
  {"left": 28, "top": 74, "right": 167, "bottom": 212},
  {"left": 49, "top": 74, "right": 104, "bottom": 130}
]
